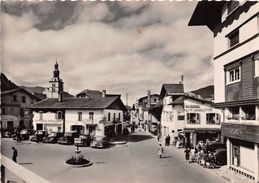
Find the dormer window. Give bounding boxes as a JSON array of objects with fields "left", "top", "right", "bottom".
[
  {"left": 228, "top": 30, "right": 239, "bottom": 48},
  {"left": 227, "top": 1, "right": 240, "bottom": 15}
]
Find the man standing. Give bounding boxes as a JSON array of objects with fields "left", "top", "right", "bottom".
[
  {"left": 12, "top": 147, "right": 17, "bottom": 163},
  {"left": 157, "top": 144, "right": 164, "bottom": 158}
]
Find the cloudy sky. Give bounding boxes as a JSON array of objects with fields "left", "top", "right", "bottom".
[{"left": 1, "top": 1, "right": 214, "bottom": 105}]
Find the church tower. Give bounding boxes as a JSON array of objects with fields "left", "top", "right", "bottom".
[{"left": 46, "top": 61, "right": 64, "bottom": 100}]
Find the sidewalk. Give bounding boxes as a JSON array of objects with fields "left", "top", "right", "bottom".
[{"left": 165, "top": 144, "right": 253, "bottom": 183}]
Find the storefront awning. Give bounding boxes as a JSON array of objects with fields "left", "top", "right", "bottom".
[{"left": 184, "top": 128, "right": 221, "bottom": 133}]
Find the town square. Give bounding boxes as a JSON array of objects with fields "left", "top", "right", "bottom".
[{"left": 1, "top": 1, "right": 259, "bottom": 183}]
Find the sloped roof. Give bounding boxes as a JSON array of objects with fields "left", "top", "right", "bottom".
[
  {"left": 76, "top": 89, "right": 102, "bottom": 98},
  {"left": 160, "top": 84, "right": 184, "bottom": 99},
  {"left": 30, "top": 96, "right": 122, "bottom": 110},
  {"left": 138, "top": 94, "right": 159, "bottom": 102},
  {"left": 1, "top": 88, "right": 41, "bottom": 101},
  {"left": 1, "top": 73, "right": 19, "bottom": 91},
  {"left": 169, "top": 96, "right": 185, "bottom": 105}
]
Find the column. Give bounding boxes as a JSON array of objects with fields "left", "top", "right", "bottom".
[
  {"left": 227, "top": 138, "right": 231, "bottom": 167},
  {"left": 254, "top": 143, "right": 259, "bottom": 183},
  {"left": 193, "top": 132, "right": 197, "bottom": 146},
  {"left": 256, "top": 105, "right": 259, "bottom": 122}
]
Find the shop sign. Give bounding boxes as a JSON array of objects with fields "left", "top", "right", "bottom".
[{"left": 185, "top": 105, "right": 213, "bottom": 112}]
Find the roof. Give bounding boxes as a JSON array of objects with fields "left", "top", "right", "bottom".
[
  {"left": 188, "top": 1, "right": 225, "bottom": 31},
  {"left": 1, "top": 73, "right": 19, "bottom": 91},
  {"left": 76, "top": 89, "right": 102, "bottom": 98},
  {"left": 168, "top": 96, "right": 185, "bottom": 105},
  {"left": 191, "top": 85, "right": 214, "bottom": 100},
  {"left": 159, "top": 84, "right": 184, "bottom": 99},
  {"left": 138, "top": 94, "right": 159, "bottom": 102},
  {"left": 1, "top": 88, "right": 41, "bottom": 101},
  {"left": 30, "top": 96, "right": 125, "bottom": 110}
]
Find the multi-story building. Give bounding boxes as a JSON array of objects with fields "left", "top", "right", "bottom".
[
  {"left": 137, "top": 91, "right": 159, "bottom": 129},
  {"left": 189, "top": 1, "right": 259, "bottom": 182},
  {"left": 30, "top": 63, "right": 127, "bottom": 137},
  {"left": 160, "top": 83, "right": 185, "bottom": 139},
  {"left": 1, "top": 73, "right": 41, "bottom": 130},
  {"left": 183, "top": 92, "right": 222, "bottom": 147}
]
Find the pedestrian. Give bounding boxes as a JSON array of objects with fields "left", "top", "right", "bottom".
[
  {"left": 12, "top": 147, "right": 17, "bottom": 163},
  {"left": 35, "top": 131, "right": 39, "bottom": 143},
  {"left": 165, "top": 135, "right": 170, "bottom": 146},
  {"left": 157, "top": 144, "right": 164, "bottom": 158},
  {"left": 184, "top": 147, "right": 191, "bottom": 163}
]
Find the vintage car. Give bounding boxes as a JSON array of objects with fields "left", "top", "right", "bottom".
[
  {"left": 30, "top": 130, "right": 48, "bottom": 142},
  {"left": 13, "top": 129, "right": 35, "bottom": 140},
  {"left": 91, "top": 136, "right": 110, "bottom": 148},
  {"left": 58, "top": 131, "right": 79, "bottom": 145},
  {"left": 74, "top": 135, "right": 93, "bottom": 147},
  {"left": 203, "top": 142, "right": 226, "bottom": 153},
  {"left": 43, "top": 132, "right": 63, "bottom": 143}
]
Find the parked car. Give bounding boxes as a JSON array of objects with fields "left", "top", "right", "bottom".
[
  {"left": 43, "top": 132, "right": 63, "bottom": 143},
  {"left": 203, "top": 142, "right": 226, "bottom": 153},
  {"left": 30, "top": 130, "right": 48, "bottom": 142},
  {"left": 74, "top": 135, "right": 93, "bottom": 147},
  {"left": 213, "top": 148, "right": 227, "bottom": 166},
  {"left": 2, "top": 129, "right": 16, "bottom": 138},
  {"left": 91, "top": 136, "right": 110, "bottom": 148},
  {"left": 13, "top": 129, "right": 35, "bottom": 140},
  {"left": 58, "top": 131, "right": 79, "bottom": 145}
]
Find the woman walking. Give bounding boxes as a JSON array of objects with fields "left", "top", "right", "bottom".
[{"left": 157, "top": 144, "right": 164, "bottom": 158}]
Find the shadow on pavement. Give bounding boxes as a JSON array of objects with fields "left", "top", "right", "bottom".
[
  {"left": 18, "top": 162, "right": 33, "bottom": 165},
  {"left": 127, "top": 134, "right": 154, "bottom": 142},
  {"left": 161, "top": 156, "right": 171, "bottom": 159}
]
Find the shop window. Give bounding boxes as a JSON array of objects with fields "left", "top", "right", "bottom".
[
  {"left": 206, "top": 113, "right": 220, "bottom": 124},
  {"left": 12, "top": 95, "right": 17, "bottom": 102},
  {"left": 22, "top": 96, "right": 26, "bottom": 103},
  {"left": 227, "top": 1, "right": 240, "bottom": 15},
  {"left": 241, "top": 105, "right": 256, "bottom": 120},
  {"left": 78, "top": 112, "right": 82, "bottom": 121},
  {"left": 227, "top": 67, "right": 241, "bottom": 84},
  {"left": 7, "top": 121, "right": 13, "bottom": 129},
  {"left": 187, "top": 113, "right": 200, "bottom": 124},
  {"left": 228, "top": 30, "right": 239, "bottom": 48},
  {"left": 36, "top": 123, "right": 43, "bottom": 131},
  {"left": 232, "top": 145, "right": 240, "bottom": 166},
  {"left": 89, "top": 112, "right": 94, "bottom": 120}
]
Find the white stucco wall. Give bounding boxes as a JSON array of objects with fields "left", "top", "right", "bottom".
[{"left": 213, "top": 6, "right": 259, "bottom": 103}]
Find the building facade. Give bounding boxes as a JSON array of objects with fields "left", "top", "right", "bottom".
[
  {"left": 1, "top": 88, "right": 41, "bottom": 130},
  {"left": 183, "top": 93, "right": 222, "bottom": 147},
  {"left": 189, "top": 1, "right": 259, "bottom": 182},
  {"left": 31, "top": 63, "right": 127, "bottom": 137}
]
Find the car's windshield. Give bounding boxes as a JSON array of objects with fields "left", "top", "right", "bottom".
[{"left": 20, "top": 130, "right": 28, "bottom": 134}]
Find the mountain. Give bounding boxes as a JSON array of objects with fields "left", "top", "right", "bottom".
[
  {"left": 1, "top": 73, "right": 19, "bottom": 91},
  {"left": 191, "top": 85, "right": 214, "bottom": 100}
]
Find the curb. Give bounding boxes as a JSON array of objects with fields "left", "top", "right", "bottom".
[{"left": 109, "top": 141, "right": 127, "bottom": 145}]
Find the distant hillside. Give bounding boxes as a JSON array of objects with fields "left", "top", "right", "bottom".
[
  {"left": 191, "top": 85, "right": 214, "bottom": 100},
  {"left": 1, "top": 73, "right": 19, "bottom": 91}
]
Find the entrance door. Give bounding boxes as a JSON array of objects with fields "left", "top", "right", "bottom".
[
  {"left": 7, "top": 121, "right": 13, "bottom": 129},
  {"left": 71, "top": 125, "right": 84, "bottom": 134}
]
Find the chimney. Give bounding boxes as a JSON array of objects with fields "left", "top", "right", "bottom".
[
  {"left": 58, "top": 92, "right": 63, "bottom": 102},
  {"left": 147, "top": 90, "right": 151, "bottom": 107},
  {"left": 102, "top": 90, "right": 106, "bottom": 97},
  {"left": 181, "top": 75, "right": 184, "bottom": 84}
]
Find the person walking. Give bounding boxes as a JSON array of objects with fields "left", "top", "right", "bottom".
[
  {"left": 184, "top": 147, "right": 191, "bottom": 163},
  {"left": 12, "top": 147, "right": 17, "bottom": 163},
  {"left": 157, "top": 144, "right": 164, "bottom": 158}
]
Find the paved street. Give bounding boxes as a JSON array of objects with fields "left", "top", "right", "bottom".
[{"left": 2, "top": 132, "right": 229, "bottom": 183}]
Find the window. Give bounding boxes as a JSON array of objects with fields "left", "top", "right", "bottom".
[
  {"left": 20, "top": 108, "right": 24, "bottom": 117},
  {"left": 241, "top": 105, "right": 256, "bottom": 120},
  {"left": 22, "top": 96, "right": 26, "bottom": 103},
  {"left": 228, "top": 30, "right": 239, "bottom": 48},
  {"left": 56, "top": 111, "right": 62, "bottom": 120},
  {"left": 39, "top": 111, "right": 43, "bottom": 120},
  {"left": 228, "top": 67, "right": 241, "bottom": 84},
  {"left": 108, "top": 113, "right": 111, "bottom": 121},
  {"left": 227, "top": 1, "right": 240, "bottom": 15},
  {"left": 78, "top": 112, "right": 82, "bottom": 121},
  {"left": 12, "top": 95, "right": 17, "bottom": 102},
  {"left": 232, "top": 145, "right": 240, "bottom": 166},
  {"left": 154, "top": 98, "right": 157, "bottom": 103},
  {"left": 187, "top": 113, "right": 200, "bottom": 124},
  {"left": 113, "top": 113, "right": 116, "bottom": 121},
  {"left": 118, "top": 113, "right": 121, "bottom": 121},
  {"left": 89, "top": 112, "right": 94, "bottom": 120},
  {"left": 2, "top": 108, "right": 6, "bottom": 115},
  {"left": 178, "top": 115, "right": 185, "bottom": 120},
  {"left": 206, "top": 113, "right": 220, "bottom": 124}
]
